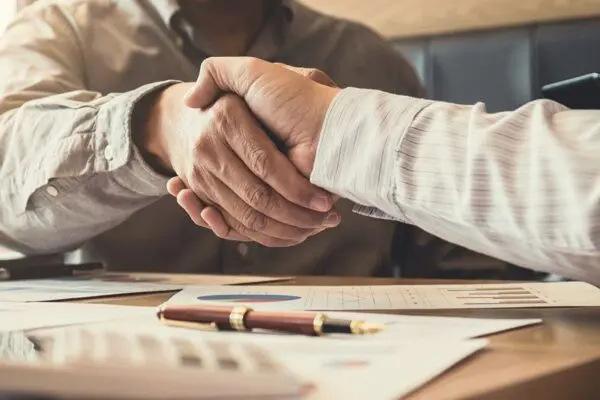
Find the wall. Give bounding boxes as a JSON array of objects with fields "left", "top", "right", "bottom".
[
  {"left": 0, "top": 1, "right": 16, "bottom": 33},
  {"left": 300, "top": 0, "right": 600, "bottom": 38}
]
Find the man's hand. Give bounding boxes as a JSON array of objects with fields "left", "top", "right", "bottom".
[
  {"left": 186, "top": 58, "right": 340, "bottom": 178},
  {"left": 138, "top": 82, "right": 340, "bottom": 247},
  {"left": 168, "top": 62, "right": 342, "bottom": 241}
]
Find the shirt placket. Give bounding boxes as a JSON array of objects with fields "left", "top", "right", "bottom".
[{"left": 170, "top": 14, "right": 210, "bottom": 67}]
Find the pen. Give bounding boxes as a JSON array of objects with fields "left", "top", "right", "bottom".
[{"left": 157, "top": 304, "right": 384, "bottom": 336}]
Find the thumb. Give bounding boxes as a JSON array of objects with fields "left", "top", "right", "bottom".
[
  {"left": 184, "top": 57, "right": 273, "bottom": 109},
  {"left": 273, "top": 63, "right": 338, "bottom": 88}
]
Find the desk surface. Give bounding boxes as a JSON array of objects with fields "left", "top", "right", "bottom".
[{"left": 81, "top": 276, "right": 600, "bottom": 399}]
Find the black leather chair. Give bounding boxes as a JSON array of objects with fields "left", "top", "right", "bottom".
[{"left": 394, "top": 17, "right": 600, "bottom": 111}]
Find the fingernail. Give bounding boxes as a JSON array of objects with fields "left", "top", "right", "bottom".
[
  {"left": 310, "top": 195, "right": 332, "bottom": 212},
  {"left": 324, "top": 211, "right": 341, "bottom": 227}
]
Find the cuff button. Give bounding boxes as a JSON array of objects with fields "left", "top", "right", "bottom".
[
  {"left": 46, "top": 185, "right": 59, "bottom": 197},
  {"left": 104, "top": 145, "right": 114, "bottom": 161}
]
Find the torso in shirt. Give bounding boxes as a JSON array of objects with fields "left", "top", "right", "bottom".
[{"left": 61, "top": 0, "right": 423, "bottom": 275}]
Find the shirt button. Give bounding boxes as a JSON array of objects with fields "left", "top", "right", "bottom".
[
  {"left": 104, "top": 145, "right": 114, "bottom": 161},
  {"left": 175, "top": 37, "right": 184, "bottom": 48},
  {"left": 237, "top": 243, "right": 249, "bottom": 257},
  {"left": 46, "top": 185, "right": 59, "bottom": 197}
]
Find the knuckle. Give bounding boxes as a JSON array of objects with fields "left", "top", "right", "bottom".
[
  {"left": 189, "top": 166, "right": 206, "bottom": 185},
  {"left": 244, "top": 184, "right": 273, "bottom": 211},
  {"left": 223, "top": 217, "right": 244, "bottom": 234},
  {"left": 249, "top": 149, "right": 269, "bottom": 180},
  {"left": 306, "top": 68, "right": 326, "bottom": 82},
  {"left": 189, "top": 169, "right": 214, "bottom": 199},
  {"left": 305, "top": 68, "right": 320, "bottom": 79},
  {"left": 192, "top": 131, "right": 215, "bottom": 159},
  {"left": 210, "top": 95, "right": 243, "bottom": 139},
  {"left": 245, "top": 57, "right": 263, "bottom": 72},
  {"left": 201, "top": 57, "right": 216, "bottom": 73},
  {"left": 240, "top": 207, "right": 267, "bottom": 232},
  {"left": 209, "top": 107, "right": 228, "bottom": 132},
  {"left": 210, "top": 97, "right": 232, "bottom": 124}
]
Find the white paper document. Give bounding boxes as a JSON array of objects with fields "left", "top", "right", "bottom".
[
  {"left": 240, "top": 336, "right": 488, "bottom": 400},
  {"left": 97, "top": 272, "right": 293, "bottom": 286},
  {"left": 168, "top": 281, "right": 600, "bottom": 310},
  {"left": 164, "top": 295, "right": 540, "bottom": 341},
  {"left": 285, "top": 339, "right": 487, "bottom": 400},
  {"left": 0, "top": 277, "right": 182, "bottom": 302},
  {"left": 68, "top": 320, "right": 487, "bottom": 400},
  {"left": 0, "top": 302, "right": 154, "bottom": 333},
  {"left": 0, "top": 327, "right": 303, "bottom": 399},
  {"left": 319, "top": 312, "right": 539, "bottom": 341}
]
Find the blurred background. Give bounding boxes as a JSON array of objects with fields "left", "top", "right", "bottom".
[{"left": 4, "top": 0, "right": 600, "bottom": 111}]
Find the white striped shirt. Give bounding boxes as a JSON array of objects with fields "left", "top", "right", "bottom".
[{"left": 312, "top": 88, "right": 600, "bottom": 283}]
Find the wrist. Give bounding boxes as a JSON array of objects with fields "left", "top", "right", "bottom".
[
  {"left": 306, "top": 86, "right": 341, "bottom": 175},
  {"left": 315, "top": 86, "right": 341, "bottom": 140},
  {"left": 134, "top": 83, "right": 192, "bottom": 176}
]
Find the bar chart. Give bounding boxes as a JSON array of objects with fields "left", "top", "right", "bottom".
[{"left": 442, "top": 287, "right": 548, "bottom": 306}]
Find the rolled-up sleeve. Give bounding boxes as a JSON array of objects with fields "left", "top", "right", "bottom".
[
  {"left": 312, "top": 87, "right": 600, "bottom": 283},
  {"left": 0, "top": 4, "right": 173, "bottom": 253}
]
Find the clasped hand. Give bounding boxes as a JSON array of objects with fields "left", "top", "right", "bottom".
[{"left": 142, "top": 58, "right": 341, "bottom": 246}]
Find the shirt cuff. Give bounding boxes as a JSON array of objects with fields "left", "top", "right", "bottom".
[
  {"left": 96, "top": 80, "right": 180, "bottom": 196},
  {"left": 352, "top": 204, "right": 403, "bottom": 222},
  {"left": 310, "top": 87, "right": 431, "bottom": 220}
]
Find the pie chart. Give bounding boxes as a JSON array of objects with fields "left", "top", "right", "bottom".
[{"left": 196, "top": 294, "right": 302, "bottom": 303}]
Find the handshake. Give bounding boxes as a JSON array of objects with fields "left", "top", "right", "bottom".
[{"left": 140, "top": 57, "right": 342, "bottom": 247}]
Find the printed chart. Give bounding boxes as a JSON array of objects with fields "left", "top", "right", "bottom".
[
  {"left": 440, "top": 286, "right": 547, "bottom": 306},
  {"left": 172, "top": 282, "right": 600, "bottom": 310}
]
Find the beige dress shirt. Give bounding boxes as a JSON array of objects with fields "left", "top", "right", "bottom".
[
  {"left": 313, "top": 89, "right": 600, "bottom": 283},
  {"left": 0, "top": 0, "right": 423, "bottom": 275}
]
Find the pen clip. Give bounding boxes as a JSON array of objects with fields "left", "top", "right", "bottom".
[{"left": 160, "top": 318, "right": 219, "bottom": 332}]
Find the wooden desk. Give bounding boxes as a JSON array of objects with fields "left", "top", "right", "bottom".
[{"left": 82, "top": 276, "right": 600, "bottom": 399}]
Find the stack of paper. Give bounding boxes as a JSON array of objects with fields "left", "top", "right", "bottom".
[
  {"left": 0, "top": 274, "right": 291, "bottom": 302},
  {"left": 0, "top": 302, "right": 154, "bottom": 333},
  {"left": 54, "top": 319, "right": 490, "bottom": 400},
  {"left": 0, "top": 278, "right": 182, "bottom": 302},
  {"left": 8, "top": 279, "right": 590, "bottom": 398}
]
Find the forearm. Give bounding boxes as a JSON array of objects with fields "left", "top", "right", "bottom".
[
  {"left": 0, "top": 82, "right": 175, "bottom": 254},
  {"left": 312, "top": 88, "right": 600, "bottom": 282}
]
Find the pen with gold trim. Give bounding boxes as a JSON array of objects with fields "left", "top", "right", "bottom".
[{"left": 157, "top": 304, "right": 384, "bottom": 336}]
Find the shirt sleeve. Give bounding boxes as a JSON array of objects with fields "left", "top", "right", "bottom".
[
  {"left": 0, "top": 3, "right": 173, "bottom": 254},
  {"left": 311, "top": 87, "right": 600, "bottom": 283}
]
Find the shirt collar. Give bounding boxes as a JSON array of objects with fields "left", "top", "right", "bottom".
[
  {"left": 152, "top": 0, "right": 297, "bottom": 28},
  {"left": 152, "top": 0, "right": 296, "bottom": 61},
  {"left": 281, "top": 0, "right": 297, "bottom": 20},
  {"left": 152, "top": 0, "right": 180, "bottom": 27}
]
